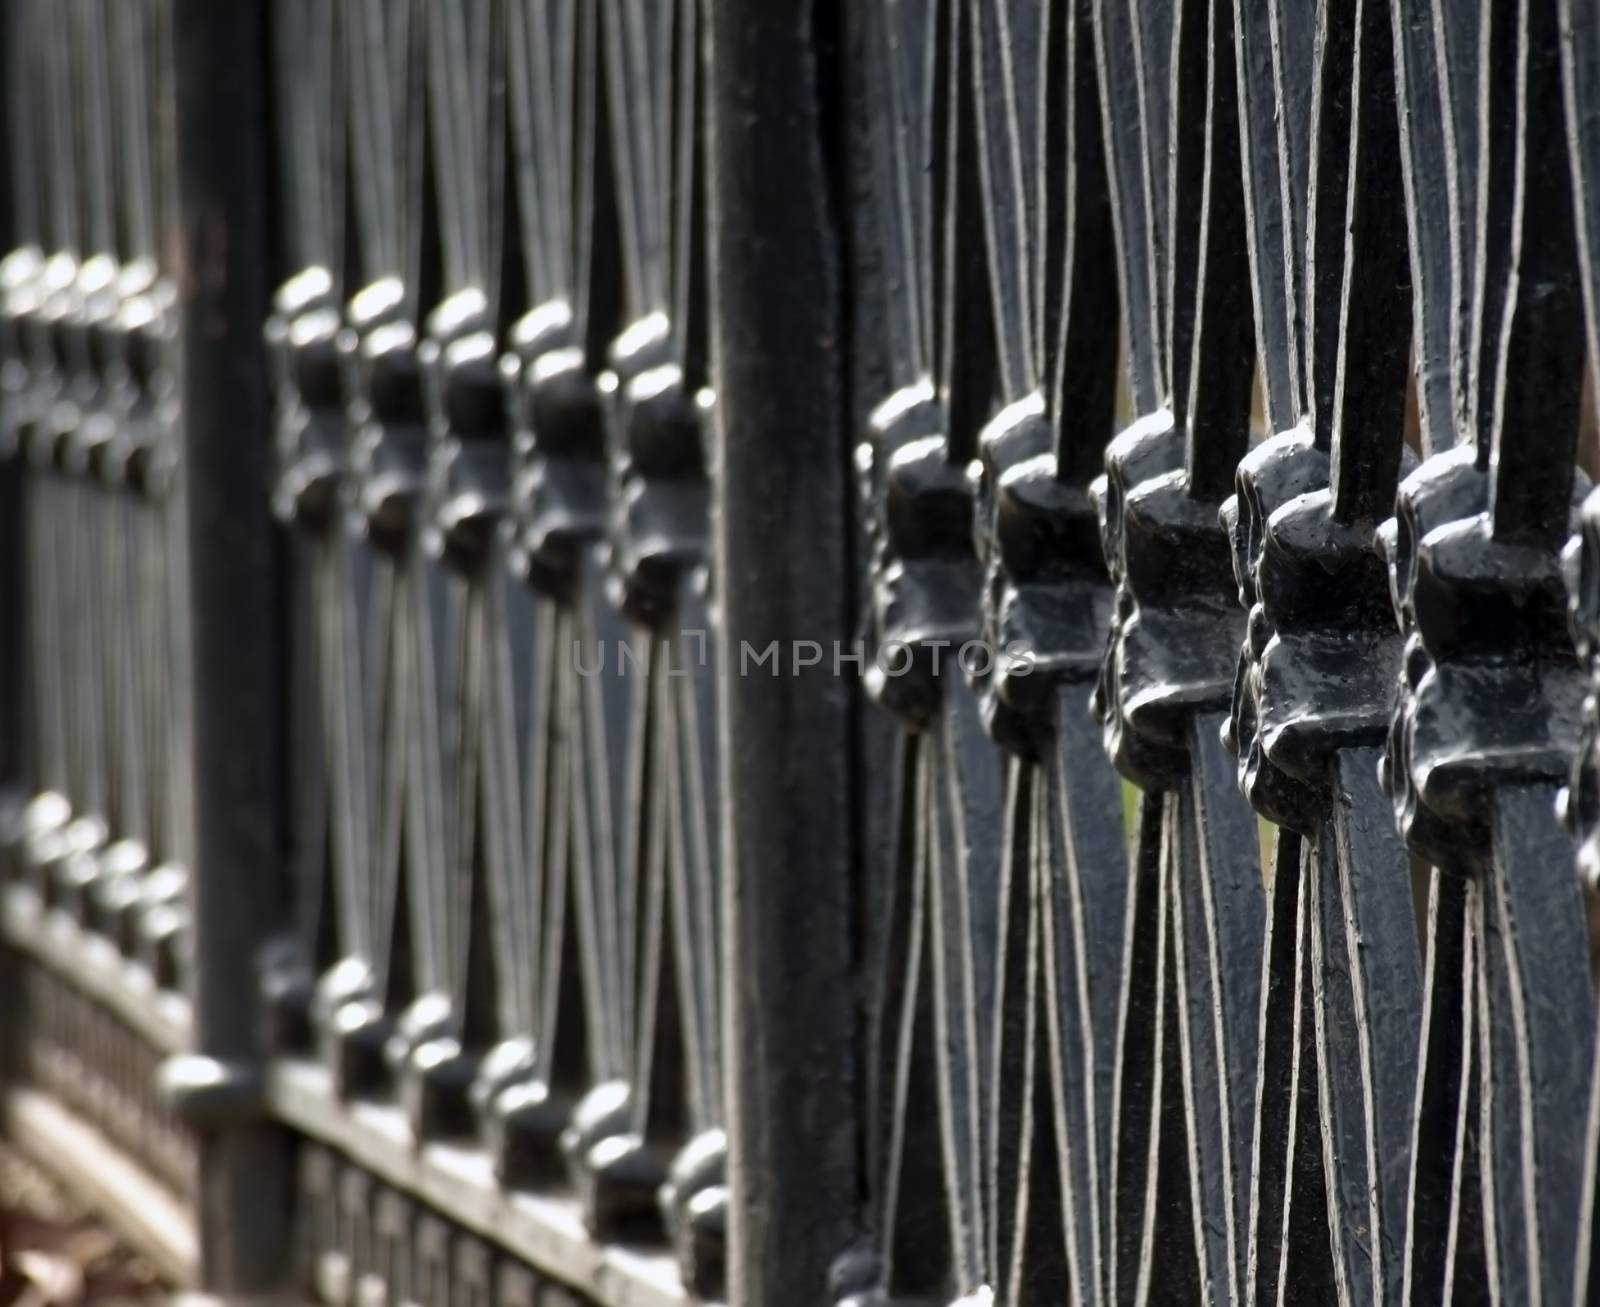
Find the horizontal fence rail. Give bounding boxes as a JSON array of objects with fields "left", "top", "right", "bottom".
[{"left": 5, "top": 0, "right": 1600, "bottom": 1305}]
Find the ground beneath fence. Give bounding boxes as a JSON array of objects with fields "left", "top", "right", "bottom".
[{"left": 0, "top": 1146, "right": 164, "bottom": 1306}]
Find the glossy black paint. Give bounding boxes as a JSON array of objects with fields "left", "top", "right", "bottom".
[{"left": 4, "top": 1, "right": 1600, "bottom": 1306}]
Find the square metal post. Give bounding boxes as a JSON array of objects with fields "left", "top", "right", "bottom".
[
  {"left": 705, "top": 3, "right": 860, "bottom": 1304},
  {"left": 163, "top": 0, "right": 292, "bottom": 1295}
]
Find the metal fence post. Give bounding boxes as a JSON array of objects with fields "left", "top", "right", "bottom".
[
  {"left": 162, "top": 0, "right": 292, "bottom": 1295},
  {"left": 705, "top": 3, "right": 860, "bottom": 1305}
]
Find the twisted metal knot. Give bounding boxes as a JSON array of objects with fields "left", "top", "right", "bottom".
[
  {"left": 970, "top": 396, "right": 1110, "bottom": 758},
  {"left": 1222, "top": 431, "right": 1414, "bottom": 834},
  {"left": 659, "top": 1127, "right": 729, "bottom": 1300},
  {"left": 1381, "top": 448, "right": 1587, "bottom": 872},
  {"left": 103, "top": 263, "right": 175, "bottom": 498},
  {"left": 40, "top": 254, "right": 117, "bottom": 477},
  {"left": 421, "top": 289, "right": 509, "bottom": 572},
  {"left": 1220, "top": 430, "right": 1327, "bottom": 827},
  {"left": 1091, "top": 412, "right": 1243, "bottom": 790},
  {"left": 16, "top": 253, "right": 79, "bottom": 472},
  {"left": 265, "top": 266, "right": 344, "bottom": 529},
  {"left": 504, "top": 304, "right": 608, "bottom": 599},
  {"left": 60, "top": 256, "right": 127, "bottom": 485},
  {"left": 859, "top": 384, "right": 981, "bottom": 730},
  {"left": 607, "top": 316, "right": 709, "bottom": 628},
  {"left": 341, "top": 278, "right": 426, "bottom": 555}
]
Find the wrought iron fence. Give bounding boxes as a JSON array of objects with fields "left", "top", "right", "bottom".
[{"left": 6, "top": 0, "right": 1600, "bottom": 1305}]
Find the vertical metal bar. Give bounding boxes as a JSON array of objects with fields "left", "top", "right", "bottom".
[
  {"left": 1479, "top": 785, "right": 1592, "bottom": 1302},
  {"left": 257, "top": 0, "right": 349, "bottom": 1055},
  {"left": 705, "top": 0, "right": 858, "bottom": 1304},
  {"left": 1386, "top": 1, "right": 1594, "bottom": 1301},
  {"left": 317, "top": 0, "right": 424, "bottom": 1100},
  {"left": 1092, "top": 0, "right": 1269, "bottom": 1297},
  {"left": 402, "top": 0, "right": 513, "bottom": 1141},
  {"left": 494, "top": 0, "right": 621, "bottom": 1187},
  {"left": 963, "top": 2, "right": 1128, "bottom": 1300},
  {"left": 160, "top": 0, "right": 291, "bottom": 1293},
  {"left": 562, "top": 0, "right": 725, "bottom": 1272},
  {"left": 1222, "top": 0, "right": 1427, "bottom": 1300}
]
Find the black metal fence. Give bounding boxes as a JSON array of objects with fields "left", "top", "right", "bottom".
[{"left": 5, "top": 0, "right": 1600, "bottom": 1304}]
